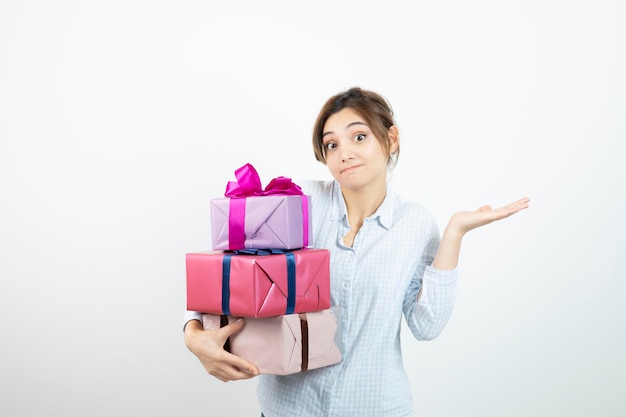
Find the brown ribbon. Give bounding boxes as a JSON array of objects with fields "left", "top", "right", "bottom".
[
  {"left": 220, "top": 315, "right": 231, "bottom": 353},
  {"left": 299, "top": 313, "right": 309, "bottom": 372}
]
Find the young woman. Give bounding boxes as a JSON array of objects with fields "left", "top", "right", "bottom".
[{"left": 184, "top": 87, "right": 529, "bottom": 416}]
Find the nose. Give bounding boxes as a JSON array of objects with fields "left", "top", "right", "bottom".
[{"left": 340, "top": 142, "right": 355, "bottom": 162}]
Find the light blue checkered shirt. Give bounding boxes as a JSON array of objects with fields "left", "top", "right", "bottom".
[{"left": 256, "top": 180, "right": 458, "bottom": 417}]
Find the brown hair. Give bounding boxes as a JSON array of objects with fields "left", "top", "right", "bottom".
[{"left": 312, "top": 87, "right": 399, "bottom": 168}]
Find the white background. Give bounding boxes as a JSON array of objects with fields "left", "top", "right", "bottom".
[{"left": 1, "top": 1, "right": 624, "bottom": 416}]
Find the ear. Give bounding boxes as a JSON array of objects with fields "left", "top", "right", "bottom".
[{"left": 388, "top": 125, "right": 399, "bottom": 154}]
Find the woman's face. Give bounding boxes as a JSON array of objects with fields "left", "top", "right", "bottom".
[{"left": 321, "top": 108, "right": 396, "bottom": 192}]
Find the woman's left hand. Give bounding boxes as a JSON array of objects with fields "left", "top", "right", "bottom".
[
  {"left": 432, "top": 197, "right": 530, "bottom": 270},
  {"left": 448, "top": 197, "right": 530, "bottom": 237}
]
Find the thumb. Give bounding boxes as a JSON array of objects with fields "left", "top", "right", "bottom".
[{"left": 219, "top": 317, "right": 246, "bottom": 339}]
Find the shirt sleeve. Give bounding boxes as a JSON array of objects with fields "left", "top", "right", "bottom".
[
  {"left": 183, "top": 310, "right": 203, "bottom": 331},
  {"left": 402, "top": 214, "right": 459, "bottom": 341},
  {"left": 404, "top": 266, "right": 458, "bottom": 340}
]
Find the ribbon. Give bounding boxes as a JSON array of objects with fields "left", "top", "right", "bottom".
[
  {"left": 220, "top": 315, "right": 231, "bottom": 353},
  {"left": 221, "top": 254, "right": 232, "bottom": 316},
  {"left": 220, "top": 251, "right": 297, "bottom": 316},
  {"left": 285, "top": 252, "right": 296, "bottom": 314},
  {"left": 224, "top": 163, "right": 304, "bottom": 197},
  {"left": 234, "top": 248, "right": 286, "bottom": 256},
  {"left": 223, "top": 163, "right": 309, "bottom": 249},
  {"left": 299, "top": 313, "right": 309, "bottom": 372}
]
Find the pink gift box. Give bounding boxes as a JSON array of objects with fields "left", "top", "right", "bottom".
[
  {"left": 186, "top": 248, "right": 330, "bottom": 318},
  {"left": 211, "top": 194, "right": 312, "bottom": 250},
  {"left": 202, "top": 307, "right": 343, "bottom": 375}
]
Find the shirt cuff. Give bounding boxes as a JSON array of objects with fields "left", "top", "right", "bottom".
[
  {"left": 424, "top": 265, "right": 458, "bottom": 286},
  {"left": 183, "top": 310, "right": 203, "bottom": 331}
]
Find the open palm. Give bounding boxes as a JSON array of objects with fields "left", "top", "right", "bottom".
[{"left": 450, "top": 197, "right": 530, "bottom": 235}]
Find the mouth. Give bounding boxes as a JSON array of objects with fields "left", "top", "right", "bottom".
[{"left": 340, "top": 164, "right": 362, "bottom": 174}]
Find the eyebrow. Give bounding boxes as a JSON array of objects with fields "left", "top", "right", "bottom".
[{"left": 322, "top": 121, "right": 369, "bottom": 138}]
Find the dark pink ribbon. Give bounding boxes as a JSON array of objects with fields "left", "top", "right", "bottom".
[{"left": 224, "top": 163, "right": 309, "bottom": 249}]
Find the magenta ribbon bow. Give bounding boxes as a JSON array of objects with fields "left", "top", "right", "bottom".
[
  {"left": 223, "top": 163, "right": 309, "bottom": 249},
  {"left": 225, "top": 163, "right": 303, "bottom": 197}
]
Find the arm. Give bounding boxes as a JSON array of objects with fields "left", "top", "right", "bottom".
[
  {"left": 403, "top": 215, "right": 457, "bottom": 341},
  {"left": 432, "top": 197, "right": 530, "bottom": 270},
  {"left": 184, "top": 317, "right": 260, "bottom": 382},
  {"left": 404, "top": 266, "right": 458, "bottom": 341},
  {"left": 405, "top": 197, "right": 530, "bottom": 339}
]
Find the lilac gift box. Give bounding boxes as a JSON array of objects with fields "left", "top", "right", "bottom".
[
  {"left": 210, "top": 194, "right": 312, "bottom": 250},
  {"left": 210, "top": 163, "right": 312, "bottom": 251},
  {"left": 202, "top": 307, "right": 343, "bottom": 375}
]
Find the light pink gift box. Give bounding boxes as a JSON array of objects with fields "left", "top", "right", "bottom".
[
  {"left": 202, "top": 307, "right": 343, "bottom": 375},
  {"left": 186, "top": 248, "right": 330, "bottom": 318}
]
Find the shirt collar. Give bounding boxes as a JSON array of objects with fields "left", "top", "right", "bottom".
[{"left": 330, "top": 181, "right": 396, "bottom": 230}]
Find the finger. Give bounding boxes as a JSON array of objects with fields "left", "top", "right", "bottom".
[
  {"left": 200, "top": 346, "right": 260, "bottom": 381},
  {"left": 222, "top": 350, "right": 260, "bottom": 376},
  {"left": 219, "top": 317, "right": 246, "bottom": 339},
  {"left": 496, "top": 197, "right": 529, "bottom": 210},
  {"left": 209, "top": 363, "right": 258, "bottom": 382},
  {"left": 491, "top": 201, "right": 529, "bottom": 220},
  {"left": 215, "top": 320, "right": 260, "bottom": 377},
  {"left": 478, "top": 197, "right": 529, "bottom": 210},
  {"left": 506, "top": 197, "right": 530, "bottom": 209},
  {"left": 211, "top": 363, "right": 259, "bottom": 382}
]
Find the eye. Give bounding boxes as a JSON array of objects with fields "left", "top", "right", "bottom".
[
  {"left": 354, "top": 133, "right": 366, "bottom": 142},
  {"left": 324, "top": 141, "right": 338, "bottom": 151}
]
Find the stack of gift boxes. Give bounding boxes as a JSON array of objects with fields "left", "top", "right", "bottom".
[{"left": 186, "top": 164, "right": 342, "bottom": 375}]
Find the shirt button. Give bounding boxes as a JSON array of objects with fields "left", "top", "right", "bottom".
[{"left": 344, "top": 281, "right": 350, "bottom": 288}]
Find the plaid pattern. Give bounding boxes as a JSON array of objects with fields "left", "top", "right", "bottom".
[{"left": 256, "top": 181, "right": 458, "bottom": 417}]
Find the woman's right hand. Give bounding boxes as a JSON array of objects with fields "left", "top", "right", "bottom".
[{"left": 184, "top": 318, "right": 260, "bottom": 382}]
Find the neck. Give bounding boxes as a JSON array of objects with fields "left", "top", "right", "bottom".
[{"left": 341, "top": 185, "right": 387, "bottom": 228}]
